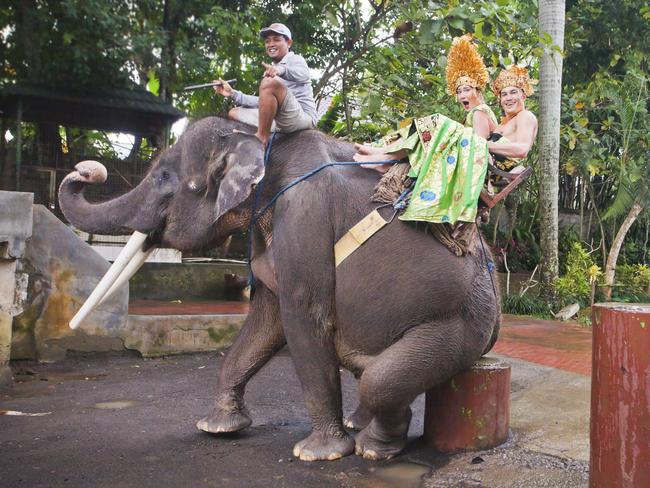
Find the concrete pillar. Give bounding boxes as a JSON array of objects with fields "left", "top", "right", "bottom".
[
  {"left": 590, "top": 303, "right": 650, "bottom": 488},
  {"left": 0, "top": 191, "right": 33, "bottom": 388}
]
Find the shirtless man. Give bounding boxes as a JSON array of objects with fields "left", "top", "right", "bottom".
[
  {"left": 213, "top": 23, "right": 317, "bottom": 147},
  {"left": 487, "top": 66, "right": 538, "bottom": 168}
]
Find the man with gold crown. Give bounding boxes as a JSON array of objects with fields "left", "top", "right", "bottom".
[
  {"left": 352, "top": 34, "right": 500, "bottom": 225},
  {"left": 487, "top": 66, "right": 538, "bottom": 173}
]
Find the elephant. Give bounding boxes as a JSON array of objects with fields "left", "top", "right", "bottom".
[{"left": 59, "top": 117, "right": 501, "bottom": 462}]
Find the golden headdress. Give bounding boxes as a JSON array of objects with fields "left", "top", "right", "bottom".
[
  {"left": 445, "top": 34, "right": 489, "bottom": 95},
  {"left": 492, "top": 66, "right": 535, "bottom": 97}
]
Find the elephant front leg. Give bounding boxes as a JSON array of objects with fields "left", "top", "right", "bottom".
[
  {"left": 272, "top": 187, "right": 354, "bottom": 461},
  {"left": 197, "top": 284, "right": 285, "bottom": 434},
  {"left": 280, "top": 306, "right": 355, "bottom": 461}
]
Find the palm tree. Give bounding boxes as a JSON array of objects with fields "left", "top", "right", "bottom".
[
  {"left": 596, "top": 70, "right": 650, "bottom": 299},
  {"left": 538, "top": 0, "right": 566, "bottom": 302}
]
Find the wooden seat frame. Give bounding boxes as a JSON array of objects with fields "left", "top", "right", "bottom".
[{"left": 479, "top": 164, "right": 533, "bottom": 209}]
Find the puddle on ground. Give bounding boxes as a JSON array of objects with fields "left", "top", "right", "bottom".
[
  {"left": 356, "top": 462, "right": 431, "bottom": 488},
  {"left": 94, "top": 401, "right": 139, "bottom": 409}
]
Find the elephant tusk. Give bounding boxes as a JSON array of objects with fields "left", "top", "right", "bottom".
[
  {"left": 97, "top": 245, "right": 155, "bottom": 307},
  {"left": 69, "top": 231, "right": 148, "bottom": 330}
]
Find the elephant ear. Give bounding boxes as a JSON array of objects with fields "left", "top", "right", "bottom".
[{"left": 213, "top": 135, "right": 265, "bottom": 223}]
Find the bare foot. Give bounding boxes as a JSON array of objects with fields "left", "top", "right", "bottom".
[
  {"left": 254, "top": 131, "right": 269, "bottom": 148},
  {"left": 353, "top": 152, "right": 396, "bottom": 173},
  {"left": 360, "top": 163, "right": 392, "bottom": 173},
  {"left": 353, "top": 151, "right": 396, "bottom": 163},
  {"left": 354, "top": 143, "right": 384, "bottom": 155}
]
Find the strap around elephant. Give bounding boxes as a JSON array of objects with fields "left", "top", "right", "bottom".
[{"left": 334, "top": 188, "right": 410, "bottom": 267}]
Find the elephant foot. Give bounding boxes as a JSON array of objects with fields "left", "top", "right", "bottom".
[
  {"left": 344, "top": 403, "right": 373, "bottom": 431},
  {"left": 293, "top": 429, "right": 355, "bottom": 461},
  {"left": 196, "top": 394, "right": 252, "bottom": 434},
  {"left": 354, "top": 408, "right": 412, "bottom": 461}
]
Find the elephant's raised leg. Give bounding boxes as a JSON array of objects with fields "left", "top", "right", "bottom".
[
  {"left": 197, "top": 283, "right": 285, "bottom": 434},
  {"left": 355, "top": 319, "right": 472, "bottom": 460}
]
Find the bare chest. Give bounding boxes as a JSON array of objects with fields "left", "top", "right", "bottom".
[{"left": 495, "top": 118, "right": 518, "bottom": 138}]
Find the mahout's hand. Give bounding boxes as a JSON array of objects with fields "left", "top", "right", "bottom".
[
  {"left": 262, "top": 62, "right": 280, "bottom": 78},
  {"left": 213, "top": 78, "right": 234, "bottom": 97}
]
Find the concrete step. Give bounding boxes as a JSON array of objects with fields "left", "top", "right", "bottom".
[
  {"left": 124, "top": 300, "right": 248, "bottom": 357},
  {"left": 125, "top": 312, "right": 246, "bottom": 358}
]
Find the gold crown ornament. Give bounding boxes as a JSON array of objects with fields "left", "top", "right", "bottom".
[
  {"left": 445, "top": 34, "right": 490, "bottom": 95},
  {"left": 492, "top": 66, "right": 536, "bottom": 97}
]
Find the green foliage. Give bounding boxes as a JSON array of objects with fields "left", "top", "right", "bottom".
[
  {"left": 337, "top": 0, "right": 539, "bottom": 139},
  {"left": 564, "top": 0, "right": 650, "bottom": 87},
  {"left": 554, "top": 243, "right": 601, "bottom": 306},
  {"left": 316, "top": 94, "right": 344, "bottom": 133},
  {"left": 558, "top": 228, "right": 583, "bottom": 274},
  {"left": 2, "top": 0, "right": 133, "bottom": 87},
  {"left": 611, "top": 264, "right": 650, "bottom": 302},
  {"left": 502, "top": 294, "right": 553, "bottom": 319}
]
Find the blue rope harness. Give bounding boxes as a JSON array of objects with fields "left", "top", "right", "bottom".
[
  {"left": 246, "top": 132, "right": 276, "bottom": 281},
  {"left": 251, "top": 160, "right": 398, "bottom": 225}
]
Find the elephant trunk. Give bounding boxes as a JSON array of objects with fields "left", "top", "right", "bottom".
[{"left": 58, "top": 160, "right": 164, "bottom": 235}]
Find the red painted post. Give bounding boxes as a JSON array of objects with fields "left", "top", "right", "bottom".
[
  {"left": 423, "top": 357, "right": 510, "bottom": 452},
  {"left": 590, "top": 303, "right": 650, "bottom": 488}
]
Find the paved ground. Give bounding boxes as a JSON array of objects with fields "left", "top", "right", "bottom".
[
  {"left": 494, "top": 315, "right": 591, "bottom": 376},
  {"left": 1, "top": 314, "right": 591, "bottom": 487}
]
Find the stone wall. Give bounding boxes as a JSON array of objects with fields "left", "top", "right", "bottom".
[
  {"left": 0, "top": 191, "right": 33, "bottom": 386},
  {"left": 130, "top": 262, "right": 248, "bottom": 301},
  {"left": 11, "top": 205, "right": 128, "bottom": 362}
]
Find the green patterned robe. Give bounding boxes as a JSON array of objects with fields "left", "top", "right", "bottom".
[{"left": 386, "top": 104, "right": 497, "bottom": 224}]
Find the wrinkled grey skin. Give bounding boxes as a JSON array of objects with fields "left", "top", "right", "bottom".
[{"left": 59, "top": 117, "right": 501, "bottom": 461}]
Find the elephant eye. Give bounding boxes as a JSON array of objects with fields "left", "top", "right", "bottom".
[{"left": 161, "top": 170, "right": 170, "bottom": 181}]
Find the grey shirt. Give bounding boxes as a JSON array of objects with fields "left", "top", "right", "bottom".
[{"left": 231, "top": 51, "right": 318, "bottom": 125}]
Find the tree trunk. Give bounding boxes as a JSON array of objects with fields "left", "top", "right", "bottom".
[
  {"left": 18, "top": 0, "right": 42, "bottom": 80},
  {"left": 538, "top": 0, "right": 566, "bottom": 303},
  {"left": 602, "top": 197, "right": 645, "bottom": 300}
]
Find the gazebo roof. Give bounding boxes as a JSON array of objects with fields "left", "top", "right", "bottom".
[{"left": 0, "top": 83, "right": 185, "bottom": 136}]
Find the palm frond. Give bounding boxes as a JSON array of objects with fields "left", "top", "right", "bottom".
[{"left": 602, "top": 173, "right": 638, "bottom": 221}]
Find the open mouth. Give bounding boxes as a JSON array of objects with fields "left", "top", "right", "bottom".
[{"left": 462, "top": 101, "right": 470, "bottom": 108}]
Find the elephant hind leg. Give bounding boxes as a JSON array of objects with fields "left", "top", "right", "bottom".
[
  {"left": 355, "top": 318, "right": 473, "bottom": 460},
  {"left": 197, "top": 283, "right": 285, "bottom": 434},
  {"left": 344, "top": 402, "right": 373, "bottom": 431}
]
